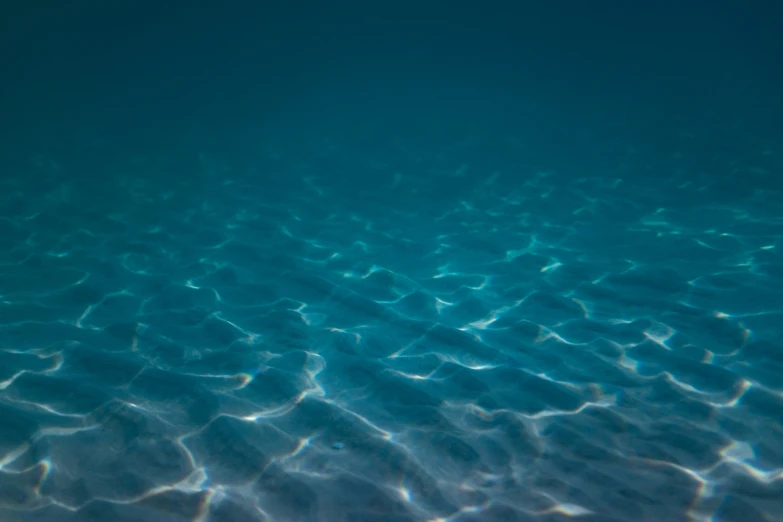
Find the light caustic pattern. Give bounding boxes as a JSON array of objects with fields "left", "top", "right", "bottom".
[{"left": 0, "top": 149, "right": 781, "bottom": 522}]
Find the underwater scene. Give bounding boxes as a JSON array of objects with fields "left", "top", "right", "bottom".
[{"left": 1, "top": 3, "right": 781, "bottom": 521}]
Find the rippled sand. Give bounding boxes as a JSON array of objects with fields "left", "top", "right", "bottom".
[{"left": 0, "top": 144, "right": 781, "bottom": 522}]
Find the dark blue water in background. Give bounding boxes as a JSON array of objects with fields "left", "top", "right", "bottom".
[{"left": 1, "top": 2, "right": 782, "bottom": 521}]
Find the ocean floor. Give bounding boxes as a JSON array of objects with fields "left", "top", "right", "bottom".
[{"left": 0, "top": 133, "right": 781, "bottom": 522}]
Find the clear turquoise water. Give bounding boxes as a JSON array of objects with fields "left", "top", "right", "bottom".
[{"left": 1, "top": 4, "right": 781, "bottom": 521}]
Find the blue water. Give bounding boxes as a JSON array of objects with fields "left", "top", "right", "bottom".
[{"left": 1, "top": 4, "right": 782, "bottom": 522}]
